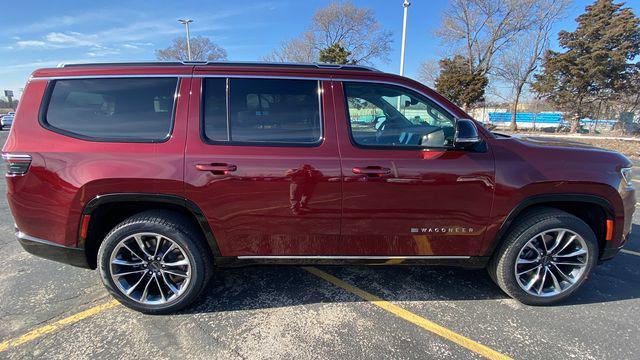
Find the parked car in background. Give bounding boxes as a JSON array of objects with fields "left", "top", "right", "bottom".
[
  {"left": 3, "top": 61, "right": 635, "bottom": 314},
  {"left": 1, "top": 114, "right": 14, "bottom": 130}
]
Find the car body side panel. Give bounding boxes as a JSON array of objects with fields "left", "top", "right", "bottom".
[
  {"left": 331, "top": 81, "right": 496, "bottom": 256},
  {"left": 480, "top": 137, "right": 631, "bottom": 255},
  {"left": 184, "top": 78, "right": 342, "bottom": 256},
  {"left": 3, "top": 73, "right": 190, "bottom": 247}
]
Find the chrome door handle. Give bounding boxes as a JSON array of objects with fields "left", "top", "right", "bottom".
[
  {"left": 352, "top": 166, "right": 391, "bottom": 177},
  {"left": 196, "top": 163, "right": 237, "bottom": 175}
]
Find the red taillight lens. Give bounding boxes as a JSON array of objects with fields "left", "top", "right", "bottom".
[{"left": 2, "top": 153, "right": 32, "bottom": 176}]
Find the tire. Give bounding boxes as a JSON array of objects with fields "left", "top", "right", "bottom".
[
  {"left": 488, "top": 208, "right": 598, "bottom": 305},
  {"left": 97, "top": 210, "right": 213, "bottom": 314}
]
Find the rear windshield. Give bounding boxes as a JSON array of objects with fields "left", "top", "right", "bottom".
[{"left": 43, "top": 78, "right": 178, "bottom": 142}]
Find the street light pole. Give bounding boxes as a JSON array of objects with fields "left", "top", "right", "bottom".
[
  {"left": 399, "top": 0, "right": 410, "bottom": 76},
  {"left": 178, "top": 19, "right": 194, "bottom": 61}
]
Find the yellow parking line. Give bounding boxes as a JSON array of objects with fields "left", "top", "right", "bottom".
[
  {"left": 0, "top": 300, "right": 119, "bottom": 353},
  {"left": 303, "top": 267, "right": 512, "bottom": 360},
  {"left": 621, "top": 249, "right": 640, "bottom": 257}
]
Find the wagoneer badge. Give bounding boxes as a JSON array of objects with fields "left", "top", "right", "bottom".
[{"left": 411, "top": 227, "right": 474, "bottom": 234}]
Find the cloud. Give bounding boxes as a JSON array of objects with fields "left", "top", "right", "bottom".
[
  {"left": 45, "top": 32, "right": 99, "bottom": 47},
  {"left": 17, "top": 40, "right": 47, "bottom": 48}
]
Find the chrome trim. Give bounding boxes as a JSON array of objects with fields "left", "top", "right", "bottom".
[
  {"left": 30, "top": 73, "right": 455, "bottom": 120},
  {"left": 200, "top": 78, "right": 324, "bottom": 146},
  {"left": 2, "top": 153, "right": 32, "bottom": 161},
  {"left": 57, "top": 61, "right": 380, "bottom": 72},
  {"left": 196, "top": 75, "right": 457, "bottom": 119},
  {"left": 621, "top": 167, "right": 633, "bottom": 187},
  {"left": 16, "top": 230, "right": 73, "bottom": 249},
  {"left": 32, "top": 74, "right": 189, "bottom": 80},
  {"left": 237, "top": 255, "right": 470, "bottom": 260}
]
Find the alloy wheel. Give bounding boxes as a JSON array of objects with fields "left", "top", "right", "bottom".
[
  {"left": 109, "top": 232, "right": 192, "bottom": 305},
  {"left": 514, "top": 228, "right": 589, "bottom": 297}
]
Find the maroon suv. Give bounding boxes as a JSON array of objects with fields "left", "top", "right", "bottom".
[{"left": 3, "top": 62, "right": 635, "bottom": 313}]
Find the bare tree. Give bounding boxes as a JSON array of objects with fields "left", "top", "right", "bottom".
[
  {"left": 494, "top": 0, "right": 569, "bottom": 130},
  {"left": 156, "top": 36, "right": 227, "bottom": 61},
  {"left": 266, "top": 1, "right": 392, "bottom": 64},
  {"left": 437, "top": 0, "right": 541, "bottom": 76},
  {"left": 417, "top": 60, "right": 440, "bottom": 87},
  {"left": 264, "top": 32, "right": 317, "bottom": 63}
]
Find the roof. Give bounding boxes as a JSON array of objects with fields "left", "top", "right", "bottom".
[{"left": 57, "top": 61, "right": 380, "bottom": 72}]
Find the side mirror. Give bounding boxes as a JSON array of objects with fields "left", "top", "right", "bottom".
[{"left": 454, "top": 119, "right": 481, "bottom": 148}]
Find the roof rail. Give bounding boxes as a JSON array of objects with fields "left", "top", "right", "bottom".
[{"left": 59, "top": 61, "right": 380, "bottom": 72}]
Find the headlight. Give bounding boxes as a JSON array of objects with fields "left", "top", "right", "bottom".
[{"left": 621, "top": 167, "right": 633, "bottom": 187}]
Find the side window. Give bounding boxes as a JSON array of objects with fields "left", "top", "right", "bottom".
[
  {"left": 344, "top": 82, "right": 455, "bottom": 148},
  {"left": 44, "top": 78, "right": 178, "bottom": 141},
  {"left": 202, "top": 78, "right": 322, "bottom": 145}
]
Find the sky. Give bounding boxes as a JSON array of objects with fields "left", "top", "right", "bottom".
[{"left": 1, "top": 0, "right": 639, "bottom": 100}]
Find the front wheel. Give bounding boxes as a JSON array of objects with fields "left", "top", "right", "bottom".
[
  {"left": 97, "top": 210, "right": 213, "bottom": 314},
  {"left": 488, "top": 208, "right": 598, "bottom": 305}
]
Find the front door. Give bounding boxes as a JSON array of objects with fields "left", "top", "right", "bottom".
[
  {"left": 185, "top": 76, "right": 342, "bottom": 256},
  {"left": 333, "top": 80, "right": 495, "bottom": 256}
]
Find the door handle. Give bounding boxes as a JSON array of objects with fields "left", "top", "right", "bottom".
[
  {"left": 196, "top": 163, "right": 237, "bottom": 175},
  {"left": 352, "top": 166, "right": 391, "bottom": 177}
]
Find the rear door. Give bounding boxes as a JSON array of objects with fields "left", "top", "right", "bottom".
[{"left": 184, "top": 75, "right": 342, "bottom": 256}]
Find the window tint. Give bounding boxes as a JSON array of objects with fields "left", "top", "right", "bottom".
[
  {"left": 202, "top": 78, "right": 228, "bottom": 141},
  {"left": 344, "top": 82, "right": 455, "bottom": 148},
  {"left": 203, "top": 78, "right": 322, "bottom": 145},
  {"left": 45, "top": 78, "right": 178, "bottom": 141}
]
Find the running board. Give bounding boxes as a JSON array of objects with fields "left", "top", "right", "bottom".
[{"left": 214, "top": 255, "right": 488, "bottom": 268}]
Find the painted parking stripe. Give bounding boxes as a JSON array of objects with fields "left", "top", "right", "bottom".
[
  {"left": 303, "top": 267, "right": 512, "bottom": 360},
  {"left": 0, "top": 300, "right": 119, "bottom": 353},
  {"left": 621, "top": 249, "right": 640, "bottom": 257}
]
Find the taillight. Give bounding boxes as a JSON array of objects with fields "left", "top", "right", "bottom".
[{"left": 2, "top": 153, "right": 32, "bottom": 176}]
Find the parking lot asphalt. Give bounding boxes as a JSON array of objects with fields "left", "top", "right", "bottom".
[{"left": 1, "top": 129, "right": 639, "bottom": 359}]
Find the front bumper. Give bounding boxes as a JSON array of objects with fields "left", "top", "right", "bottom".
[{"left": 17, "top": 230, "right": 90, "bottom": 268}]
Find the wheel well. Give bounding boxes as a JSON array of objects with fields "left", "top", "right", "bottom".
[
  {"left": 494, "top": 201, "right": 609, "bottom": 258},
  {"left": 83, "top": 201, "right": 211, "bottom": 269}
]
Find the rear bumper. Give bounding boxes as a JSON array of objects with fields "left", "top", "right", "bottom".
[{"left": 17, "top": 230, "right": 90, "bottom": 268}]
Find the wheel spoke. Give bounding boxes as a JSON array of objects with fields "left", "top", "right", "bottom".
[
  {"left": 113, "top": 269, "right": 147, "bottom": 277},
  {"left": 555, "top": 249, "right": 587, "bottom": 258},
  {"left": 524, "top": 267, "right": 542, "bottom": 291},
  {"left": 540, "top": 234, "right": 549, "bottom": 252},
  {"left": 162, "top": 268, "right": 189, "bottom": 278},
  {"left": 537, "top": 267, "right": 549, "bottom": 295},
  {"left": 547, "top": 230, "right": 565, "bottom": 253},
  {"left": 552, "top": 263, "right": 576, "bottom": 284},
  {"left": 547, "top": 267, "right": 562, "bottom": 293},
  {"left": 554, "top": 234, "right": 576, "bottom": 255},
  {"left": 517, "top": 265, "right": 541, "bottom": 276},
  {"left": 162, "top": 272, "right": 180, "bottom": 295},
  {"left": 154, "top": 274, "right": 166, "bottom": 302},
  {"left": 126, "top": 270, "right": 149, "bottom": 295},
  {"left": 161, "top": 243, "right": 177, "bottom": 262},
  {"left": 112, "top": 258, "right": 145, "bottom": 266},
  {"left": 153, "top": 236, "right": 163, "bottom": 257},
  {"left": 552, "top": 261, "right": 586, "bottom": 267},
  {"left": 162, "top": 259, "right": 189, "bottom": 267},
  {"left": 524, "top": 241, "right": 542, "bottom": 256},
  {"left": 140, "top": 274, "right": 155, "bottom": 302},
  {"left": 122, "top": 243, "right": 145, "bottom": 261},
  {"left": 134, "top": 235, "right": 154, "bottom": 258}
]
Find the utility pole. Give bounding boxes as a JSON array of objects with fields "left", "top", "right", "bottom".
[
  {"left": 399, "top": 0, "right": 410, "bottom": 76},
  {"left": 178, "top": 19, "right": 194, "bottom": 61}
]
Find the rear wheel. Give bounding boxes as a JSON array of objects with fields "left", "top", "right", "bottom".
[
  {"left": 489, "top": 208, "right": 598, "bottom": 305},
  {"left": 98, "top": 210, "right": 212, "bottom": 314}
]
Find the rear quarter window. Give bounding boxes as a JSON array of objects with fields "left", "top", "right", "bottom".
[{"left": 42, "top": 78, "right": 178, "bottom": 142}]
